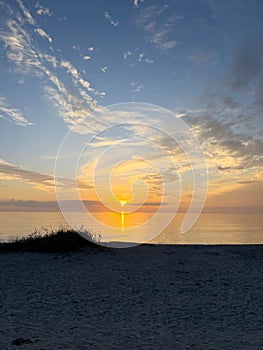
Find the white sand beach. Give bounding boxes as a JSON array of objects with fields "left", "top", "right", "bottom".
[{"left": 1, "top": 244, "right": 263, "bottom": 349}]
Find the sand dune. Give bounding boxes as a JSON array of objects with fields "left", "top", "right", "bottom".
[{"left": 1, "top": 245, "right": 262, "bottom": 349}]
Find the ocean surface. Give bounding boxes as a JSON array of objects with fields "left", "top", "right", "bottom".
[{"left": 0, "top": 211, "right": 262, "bottom": 244}]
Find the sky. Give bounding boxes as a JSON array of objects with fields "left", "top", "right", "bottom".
[{"left": 0, "top": 0, "right": 263, "bottom": 215}]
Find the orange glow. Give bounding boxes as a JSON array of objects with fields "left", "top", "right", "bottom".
[
  {"left": 87, "top": 209, "right": 153, "bottom": 229},
  {"left": 120, "top": 200, "right": 127, "bottom": 208}
]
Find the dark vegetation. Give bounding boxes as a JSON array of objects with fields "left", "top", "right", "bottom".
[{"left": 0, "top": 228, "right": 109, "bottom": 253}]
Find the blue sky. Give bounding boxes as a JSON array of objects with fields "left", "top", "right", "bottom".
[{"left": 0, "top": 0, "right": 263, "bottom": 211}]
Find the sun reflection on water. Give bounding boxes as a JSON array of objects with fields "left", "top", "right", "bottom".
[{"left": 120, "top": 200, "right": 127, "bottom": 234}]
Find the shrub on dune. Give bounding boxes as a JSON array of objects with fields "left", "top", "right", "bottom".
[{"left": 0, "top": 228, "right": 108, "bottom": 253}]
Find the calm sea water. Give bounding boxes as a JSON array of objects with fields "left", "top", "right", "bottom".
[{"left": 0, "top": 211, "right": 262, "bottom": 244}]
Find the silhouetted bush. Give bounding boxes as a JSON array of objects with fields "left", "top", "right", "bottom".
[{"left": 0, "top": 228, "right": 108, "bottom": 253}]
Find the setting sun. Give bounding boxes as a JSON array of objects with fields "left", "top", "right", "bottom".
[{"left": 120, "top": 200, "right": 127, "bottom": 208}]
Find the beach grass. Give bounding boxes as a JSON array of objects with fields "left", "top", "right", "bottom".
[{"left": 0, "top": 228, "right": 108, "bottom": 253}]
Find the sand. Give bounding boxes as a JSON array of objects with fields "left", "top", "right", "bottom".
[{"left": 1, "top": 244, "right": 263, "bottom": 349}]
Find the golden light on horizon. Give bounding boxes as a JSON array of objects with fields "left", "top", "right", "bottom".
[{"left": 120, "top": 200, "right": 127, "bottom": 208}]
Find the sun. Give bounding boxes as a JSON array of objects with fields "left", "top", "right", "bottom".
[{"left": 120, "top": 200, "right": 127, "bottom": 208}]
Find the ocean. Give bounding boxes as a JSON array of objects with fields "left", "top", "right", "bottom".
[{"left": 0, "top": 211, "right": 262, "bottom": 244}]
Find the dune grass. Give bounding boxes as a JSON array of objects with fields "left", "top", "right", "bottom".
[{"left": 0, "top": 228, "right": 109, "bottom": 253}]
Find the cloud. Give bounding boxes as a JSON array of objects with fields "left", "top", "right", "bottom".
[
  {"left": 0, "top": 199, "right": 105, "bottom": 212},
  {"left": 150, "top": 28, "right": 177, "bottom": 50},
  {"left": 82, "top": 55, "right": 91, "bottom": 60},
  {"left": 0, "top": 199, "right": 60, "bottom": 211},
  {"left": 39, "top": 53, "right": 58, "bottom": 68},
  {"left": 35, "top": 2, "right": 52, "bottom": 17},
  {"left": 6, "top": 0, "right": 261, "bottom": 200},
  {"left": 0, "top": 158, "right": 54, "bottom": 190},
  {"left": 0, "top": 96, "right": 33, "bottom": 126},
  {"left": 60, "top": 59, "right": 105, "bottom": 97},
  {"left": 0, "top": 159, "right": 91, "bottom": 192},
  {"left": 124, "top": 49, "right": 154, "bottom": 64},
  {"left": 237, "top": 180, "right": 262, "bottom": 184},
  {"left": 217, "top": 166, "right": 232, "bottom": 171},
  {"left": 43, "top": 84, "right": 106, "bottom": 134},
  {"left": 189, "top": 49, "right": 217, "bottom": 64},
  {"left": 229, "top": 38, "right": 263, "bottom": 112},
  {"left": 135, "top": 5, "right": 183, "bottom": 50},
  {"left": 134, "top": 0, "right": 144, "bottom": 8},
  {"left": 230, "top": 39, "right": 263, "bottom": 91},
  {"left": 88, "top": 139, "right": 126, "bottom": 148},
  {"left": 0, "top": 1, "right": 107, "bottom": 133},
  {"left": 125, "top": 97, "right": 263, "bottom": 198},
  {"left": 86, "top": 136, "right": 148, "bottom": 151},
  {"left": 17, "top": 0, "right": 35, "bottom": 25},
  {"left": 144, "top": 58, "right": 154, "bottom": 64},
  {"left": 61, "top": 59, "right": 78, "bottom": 76},
  {"left": 155, "top": 40, "right": 176, "bottom": 50},
  {"left": 138, "top": 52, "right": 144, "bottom": 62},
  {"left": 0, "top": 18, "right": 42, "bottom": 75},
  {"left": 131, "top": 82, "right": 144, "bottom": 93},
  {"left": 182, "top": 101, "right": 263, "bottom": 173},
  {"left": 104, "top": 11, "right": 119, "bottom": 27},
  {"left": 81, "top": 156, "right": 164, "bottom": 203},
  {"left": 140, "top": 166, "right": 179, "bottom": 187},
  {"left": 124, "top": 50, "right": 131, "bottom": 59},
  {"left": 137, "top": 52, "right": 154, "bottom": 64},
  {"left": 34, "top": 27, "right": 52, "bottom": 43}
]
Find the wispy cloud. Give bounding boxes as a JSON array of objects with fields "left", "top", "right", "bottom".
[
  {"left": 144, "top": 58, "right": 154, "bottom": 64},
  {"left": 0, "top": 96, "right": 33, "bottom": 126},
  {"left": 131, "top": 82, "right": 144, "bottom": 93},
  {"left": 0, "top": 18, "right": 41, "bottom": 75},
  {"left": 78, "top": 156, "right": 166, "bottom": 204},
  {"left": 124, "top": 50, "right": 132, "bottom": 59},
  {"left": 35, "top": 2, "right": 52, "bottom": 17},
  {"left": 189, "top": 49, "right": 217, "bottom": 64},
  {"left": 182, "top": 101, "right": 263, "bottom": 174},
  {"left": 0, "top": 159, "right": 91, "bottom": 192},
  {"left": 138, "top": 52, "right": 145, "bottom": 62},
  {"left": 104, "top": 11, "right": 119, "bottom": 27},
  {"left": 237, "top": 180, "right": 262, "bottom": 184},
  {"left": 183, "top": 40, "right": 263, "bottom": 181},
  {"left": 150, "top": 31, "right": 177, "bottom": 50},
  {"left": 72, "top": 45, "right": 80, "bottom": 51},
  {"left": 101, "top": 66, "right": 107, "bottom": 73},
  {"left": 134, "top": 0, "right": 144, "bottom": 8},
  {"left": 82, "top": 55, "right": 91, "bottom": 61},
  {"left": 0, "top": 1, "right": 107, "bottom": 133},
  {"left": 123, "top": 49, "right": 154, "bottom": 64},
  {"left": 138, "top": 52, "right": 154, "bottom": 64},
  {"left": 230, "top": 39, "right": 263, "bottom": 91},
  {"left": 229, "top": 38, "right": 263, "bottom": 112},
  {"left": 0, "top": 159, "right": 54, "bottom": 191},
  {"left": 133, "top": 85, "right": 144, "bottom": 93},
  {"left": 135, "top": 5, "right": 182, "bottom": 50},
  {"left": 34, "top": 27, "right": 52, "bottom": 43},
  {"left": 0, "top": 199, "right": 104, "bottom": 212},
  {"left": 17, "top": 0, "right": 35, "bottom": 25}
]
